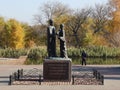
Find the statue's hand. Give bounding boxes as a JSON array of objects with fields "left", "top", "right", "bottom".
[
  {"left": 60, "top": 37, "right": 65, "bottom": 42},
  {"left": 56, "top": 32, "right": 59, "bottom": 35}
]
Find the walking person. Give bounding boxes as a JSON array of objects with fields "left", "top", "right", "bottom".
[{"left": 81, "top": 50, "right": 87, "bottom": 66}]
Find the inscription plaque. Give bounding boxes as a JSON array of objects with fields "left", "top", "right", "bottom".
[{"left": 43, "top": 59, "right": 71, "bottom": 81}]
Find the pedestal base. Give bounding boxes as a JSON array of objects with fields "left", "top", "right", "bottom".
[{"left": 43, "top": 58, "right": 71, "bottom": 81}]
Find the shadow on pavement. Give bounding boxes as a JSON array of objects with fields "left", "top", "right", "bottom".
[
  {"left": 72, "top": 65, "right": 120, "bottom": 80},
  {"left": 105, "top": 77, "right": 120, "bottom": 80},
  {"left": 0, "top": 76, "right": 9, "bottom": 85},
  {"left": 0, "top": 81, "right": 9, "bottom": 83},
  {"left": 0, "top": 76, "right": 9, "bottom": 78}
]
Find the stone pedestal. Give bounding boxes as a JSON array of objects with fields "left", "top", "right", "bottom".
[{"left": 43, "top": 58, "right": 71, "bottom": 81}]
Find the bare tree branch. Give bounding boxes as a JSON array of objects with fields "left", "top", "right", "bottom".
[
  {"left": 66, "top": 8, "right": 91, "bottom": 47},
  {"left": 34, "top": 1, "right": 71, "bottom": 24},
  {"left": 92, "top": 4, "right": 112, "bottom": 34}
]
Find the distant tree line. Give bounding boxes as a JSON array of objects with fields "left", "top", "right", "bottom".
[{"left": 0, "top": 0, "right": 120, "bottom": 49}]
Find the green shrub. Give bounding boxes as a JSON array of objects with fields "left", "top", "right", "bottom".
[
  {"left": 0, "top": 48, "right": 28, "bottom": 58},
  {"left": 27, "top": 47, "right": 47, "bottom": 64},
  {"left": 1, "top": 46, "right": 120, "bottom": 64},
  {"left": 25, "top": 46, "right": 120, "bottom": 64}
]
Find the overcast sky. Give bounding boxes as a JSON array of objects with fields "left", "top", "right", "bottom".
[{"left": 0, "top": 0, "right": 108, "bottom": 25}]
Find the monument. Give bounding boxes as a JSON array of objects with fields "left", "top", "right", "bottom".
[
  {"left": 57, "top": 24, "right": 68, "bottom": 58},
  {"left": 47, "top": 19, "right": 56, "bottom": 57},
  {"left": 43, "top": 20, "right": 71, "bottom": 81}
]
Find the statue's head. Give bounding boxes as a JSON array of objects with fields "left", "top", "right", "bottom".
[
  {"left": 60, "top": 24, "right": 64, "bottom": 29},
  {"left": 49, "top": 19, "right": 53, "bottom": 26}
]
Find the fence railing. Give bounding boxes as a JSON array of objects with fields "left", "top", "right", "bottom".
[
  {"left": 9, "top": 68, "right": 104, "bottom": 85},
  {"left": 9, "top": 69, "right": 41, "bottom": 85},
  {"left": 72, "top": 69, "right": 104, "bottom": 85},
  {"left": 93, "top": 69, "right": 104, "bottom": 85}
]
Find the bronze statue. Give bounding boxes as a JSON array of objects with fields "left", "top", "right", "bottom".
[
  {"left": 47, "top": 19, "right": 56, "bottom": 57},
  {"left": 57, "top": 24, "right": 68, "bottom": 58}
]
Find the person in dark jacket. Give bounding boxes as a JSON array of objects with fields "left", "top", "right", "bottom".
[{"left": 81, "top": 50, "right": 87, "bottom": 66}]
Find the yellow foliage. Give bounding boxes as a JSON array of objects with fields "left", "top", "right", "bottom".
[
  {"left": 54, "top": 15, "right": 70, "bottom": 27},
  {"left": 25, "top": 40, "right": 36, "bottom": 48},
  {"left": 83, "top": 29, "right": 108, "bottom": 46},
  {"left": 92, "top": 34, "right": 108, "bottom": 46},
  {"left": 111, "top": 0, "right": 120, "bottom": 32},
  {"left": 112, "top": 0, "right": 120, "bottom": 9},
  {"left": 5, "top": 19, "right": 25, "bottom": 49},
  {"left": 0, "top": 17, "right": 5, "bottom": 31}
]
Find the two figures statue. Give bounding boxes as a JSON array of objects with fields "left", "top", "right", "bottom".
[{"left": 47, "top": 19, "right": 68, "bottom": 58}]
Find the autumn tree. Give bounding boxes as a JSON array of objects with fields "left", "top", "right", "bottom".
[
  {"left": 110, "top": 0, "right": 120, "bottom": 32},
  {"left": 32, "top": 25, "right": 47, "bottom": 46},
  {"left": 0, "top": 17, "right": 5, "bottom": 48},
  {"left": 89, "top": 4, "right": 113, "bottom": 46},
  {"left": 66, "top": 8, "right": 91, "bottom": 47},
  {"left": 2, "top": 19, "right": 25, "bottom": 49},
  {"left": 0, "top": 17, "right": 5, "bottom": 31},
  {"left": 21, "top": 22, "right": 48, "bottom": 48},
  {"left": 91, "top": 4, "right": 111, "bottom": 34},
  {"left": 21, "top": 23, "right": 35, "bottom": 48},
  {"left": 105, "top": 0, "right": 120, "bottom": 47}
]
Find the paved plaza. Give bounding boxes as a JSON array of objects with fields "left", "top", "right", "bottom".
[{"left": 0, "top": 65, "right": 120, "bottom": 90}]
